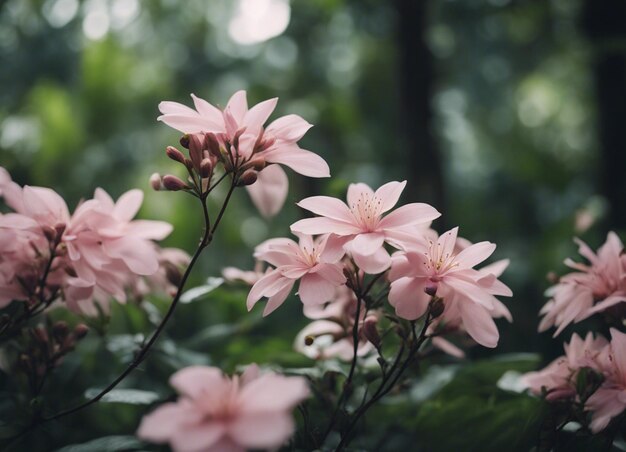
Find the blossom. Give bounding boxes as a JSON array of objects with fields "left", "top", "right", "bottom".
[
  {"left": 291, "top": 181, "right": 440, "bottom": 273},
  {"left": 294, "top": 285, "right": 376, "bottom": 360},
  {"left": 538, "top": 232, "right": 626, "bottom": 336},
  {"left": 247, "top": 234, "right": 346, "bottom": 315},
  {"left": 388, "top": 227, "right": 512, "bottom": 348},
  {"left": 137, "top": 364, "right": 309, "bottom": 452},
  {"left": 157, "top": 91, "right": 329, "bottom": 217},
  {"left": 521, "top": 332, "right": 607, "bottom": 401},
  {"left": 0, "top": 167, "right": 180, "bottom": 315},
  {"left": 586, "top": 329, "right": 626, "bottom": 432}
]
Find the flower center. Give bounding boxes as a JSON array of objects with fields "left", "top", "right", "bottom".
[
  {"left": 424, "top": 239, "right": 458, "bottom": 276},
  {"left": 350, "top": 193, "right": 383, "bottom": 231}
]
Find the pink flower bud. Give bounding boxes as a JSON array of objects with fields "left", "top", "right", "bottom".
[
  {"left": 237, "top": 170, "right": 258, "bottom": 187},
  {"left": 205, "top": 133, "right": 221, "bottom": 158},
  {"left": 43, "top": 226, "right": 57, "bottom": 242},
  {"left": 429, "top": 297, "right": 445, "bottom": 318},
  {"left": 179, "top": 134, "right": 190, "bottom": 149},
  {"left": 162, "top": 175, "right": 188, "bottom": 191},
  {"left": 199, "top": 158, "right": 213, "bottom": 178},
  {"left": 73, "top": 324, "right": 89, "bottom": 340},
  {"left": 149, "top": 173, "right": 162, "bottom": 191},
  {"left": 362, "top": 316, "right": 381, "bottom": 349},
  {"left": 424, "top": 281, "right": 438, "bottom": 297},
  {"left": 166, "top": 146, "right": 186, "bottom": 164}
]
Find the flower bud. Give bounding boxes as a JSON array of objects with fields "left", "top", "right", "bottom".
[
  {"left": 73, "top": 324, "right": 89, "bottom": 340},
  {"left": 162, "top": 175, "right": 188, "bottom": 191},
  {"left": 304, "top": 335, "right": 315, "bottom": 346},
  {"left": 237, "top": 170, "right": 258, "bottom": 187},
  {"left": 205, "top": 133, "right": 221, "bottom": 158},
  {"left": 52, "top": 321, "right": 69, "bottom": 341},
  {"left": 166, "top": 146, "right": 186, "bottom": 164},
  {"left": 164, "top": 263, "right": 183, "bottom": 287},
  {"left": 362, "top": 316, "right": 381, "bottom": 349},
  {"left": 54, "top": 223, "right": 66, "bottom": 240},
  {"left": 149, "top": 173, "right": 162, "bottom": 191},
  {"left": 179, "top": 134, "right": 190, "bottom": 149},
  {"left": 546, "top": 271, "right": 559, "bottom": 284},
  {"left": 246, "top": 157, "right": 266, "bottom": 171},
  {"left": 187, "top": 134, "right": 205, "bottom": 169},
  {"left": 43, "top": 226, "right": 57, "bottom": 242},
  {"left": 424, "top": 281, "right": 438, "bottom": 297},
  {"left": 32, "top": 326, "right": 49, "bottom": 345},
  {"left": 429, "top": 297, "right": 445, "bottom": 318},
  {"left": 200, "top": 158, "right": 213, "bottom": 178}
]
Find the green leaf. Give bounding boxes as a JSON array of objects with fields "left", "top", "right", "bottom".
[
  {"left": 83, "top": 389, "right": 159, "bottom": 405},
  {"left": 180, "top": 277, "right": 224, "bottom": 303},
  {"left": 54, "top": 435, "right": 145, "bottom": 452}
]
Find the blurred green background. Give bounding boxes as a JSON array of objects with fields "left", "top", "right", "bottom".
[{"left": 2, "top": 0, "right": 626, "bottom": 450}]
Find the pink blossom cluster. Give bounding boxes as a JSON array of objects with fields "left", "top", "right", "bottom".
[
  {"left": 522, "top": 329, "right": 626, "bottom": 433},
  {"left": 244, "top": 180, "right": 512, "bottom": 350},
  {"left": 137, "top": 364, "right": 309, "bottom": 452},
  {"left": 538, "top": 232, "right": 626, "bottom": 336},
  {"left": 0, "top": 167, "right": 186, "bottom": 316},
  {"left": 157, "top": 91, "right": 329, "bottom": 217}
]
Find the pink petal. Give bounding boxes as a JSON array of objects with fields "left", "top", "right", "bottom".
[
  {"left": 23, "top": 185, "right": 70, "bottom": 224},
  {"left": 298, "top": 273, "right": 337, "bottom": 305},
  {"left": 266, "top": 114, "right": 313, "bottom": 142},
  {"left": 458, "top": 301, "right": 499, "bottom": 348},
  {"left": 113, "top": 189, "right": 143, "bottom": 221},
  {"left": 263, "top": 280, "right": 293, "bottom": 316},
  {"left": 102, "top": 237, "right": 160, "bottom": 275},
  {"left": 264, "top": 146, "right": 330, "bottom": 178},
  {"left": 442, "top": 276, "right": 495, "bottom": 309},
  {"left": 171, "top": 422, "right": 227, "bottom": 452},
  {"left": 347, "top": 183, "right": 374, "bottom": 208},
  {"left": 479, "top": 259, "right": 509, "bottom": 277},
  {"left": 373, "top": 180, "right": 406, "bottom": 213},
  {"left": 587, "top": 387, "right": 626, "bottom": 433},
  {"left": 311, "top": 262, "right": 346, "bottom": 285},
  {"left": 158, "top": 101, "right": 197, "bottom": 116},
  {"left": 0, "top": 213, "right": 38, "bottom": 229},
  {"left": 243, "top": 97, "right": 277, "bottom": 133},
  {"left": 378, "top": 203, "right": 441, "bottom": 229},
  {"left": 351, "top": 246, "right": 391, "bottom": 274},
  {"left": 245, "top": 165, "right": 288, "bottom": 218},
  {"left": 290, "top": 217, "right": 361, "bottom": 236},
  {"left": 296, "top": 196, "right": 353, "bottom": 222},
  {"left": 157, "top": 114, "right": 222, "bottom": 134},
  {"left": 454, "top": 241, "right": 496, "bottom": 269},
  {"left": 238, "top": 373, "right": 309, "bottom": 413},
  {"left": 588, "top": 294, "right": 626, "bottom": 315},
  {"left": 388, "top": 277, "right": 430, "bottom": 320},
  {"left": 439, "top": 227, "right": 459, "bottom": 260},
  {"left": 319, "top": 234, "right": 349, "bottom": 263},
  {"left": 190, "top": 93, "right": 225, "bottom": 129},
  {"left": 610, "top": 328, "right": 626, "bottom": 380},
  {"left": 227, "top": 412, "right": 294, "bottom": 449},
  {"left": 247, "top": 271, "right": 284, "bottom": 310},
  {"left": 432, "top": 337, "right": 466, "bottom": 359},
  {"left": 169, "top": 366, "right": 226, "bottom": 398},
  {"left": 349, "top": 232, "right": 385, "bottom": 256},
  {"left": 225, "top": 90, "right": 248, "bottom": 124},
  {"left": 125, "top": 220, "right": 173, "bottom": 240},
  {"left": 136, "top": 403, "right": 193, "bottom": 443}
]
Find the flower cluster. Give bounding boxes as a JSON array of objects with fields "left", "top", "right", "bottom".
[
  {"left": 522, "top": 329, "right": 626, "bottom": 433},
  {"left": 0, "top": 167, "right": 185, "bottom": 316},
  {"left": 156, "top": 91, "right": 329, "bottom": 216},
  {"left": 137, "top": 364, "right": 309, "bottom": 452},
  {"left": 538, "top": 232, "right": 626, "bottom": 336},
  {"left": 245, "top": 180, "right": 512, "bottom": 350}
]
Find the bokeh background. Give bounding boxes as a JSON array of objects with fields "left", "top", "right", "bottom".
[{"left": 1, "top": 0, "right": 626, "bottom": 450}]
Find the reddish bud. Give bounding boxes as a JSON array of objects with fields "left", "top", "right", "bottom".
[
  {"left": 424, "top": 281, "right": 438, "bottom": 297},
  {"left": 164, "top": 263, "right": 182, "bottom": 287},
  {"left": 162, "top": 175, "right": 188, "bottom": 191},
  {"left": 205, "top": 133, "right": 221, "bottom": 158},
  {"left": 429, "top": 297, "right": 445, "bottom": 318},
  {"left": 73, "top": 324, "right": 89, "bottom": 340},
  {"left": 149, "top": 173, "right": 162, "bottom": 191},
  {"left": 362, "top": 316, "right": 381, "bottom": 349},
  {"left": 304, "top": 335, "right": 315, "bottom": 346},
  {"left": 200, "top": 158, "right": 213, "bottom": 178},
  {"left": 237, "top": 170, "right": 258, "bottom": 187},
  {"left": 166, "top": 146, "right": 186, "bottom": 164},
  {"left": 179, "top": 134, "right": 190, "bottom": 149},
  {"left": 54, "top": 223, "right": 66, "bottom": 240},
  {"left": 43, "top": 226, "right": 57, "bottom": 242},
  {"left": 52, "top": 321, "right": 69, "bottom": 341},
  {"left": 32, "top": 326, "right": 49, "bottom": 345}
]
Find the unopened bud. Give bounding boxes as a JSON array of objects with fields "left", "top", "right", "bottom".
[
  {"left": 362, "top": 316, "right": 381, "bottom": 349},
  {"left": 187, "top": 134, "right": 205, "bottom": 168},
  {"left": 166, "top": 146, "right": 186, "bottom": 164},
  {"left": 52, "top": 321, "right": 69, "bottom": 341},
  {"left": 43, "top": 226, "right": 57, "bottom": 242},
  {"left": 32, "top": 326, "right": 49, "bottom": 344},
  {"left": 162, "top": 175, "right": 188, "bottom": 191},
  {"left": 424, "top": 281, "right": 438, "bottom": 297},
  {"left": 247, "top": 157, "right": 266, "bottom": 171},
  {"left": 179, "top": 134, "right": 190, "bottom": 149},
  {"left": 200, "top": 158, "right": 213, "bottom": 178},
  {"left": 237, "top": 170, "right": 258, "bottom": 187},
  {"left": 73, "top": 324, "right": 89, "bottom": 340},
  {"left": 547, "top": 271, "right": 559, "bottom": 284},
  {"left": 429, "top": 297, "right": 445, "bottom": 318},
  {"left": 54, "top": 223, "right": 66, "bottom": 240},
  {"left": 149, "top": 173, "right": 162, "bottom": 191},
  {"left": 205, "top": 133, "right": 221, "bottom": 158},
  {"left": 304, "top": 335, "right": 315, "bottom": 346},
  {"left": 164, "top": 263, "right": 183, "bottom": 287}
]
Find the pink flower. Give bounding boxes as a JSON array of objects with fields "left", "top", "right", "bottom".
[
  {"left": 291, "top": 181, "right": 440, "bottom": 274},
  {"left": 158, "top": 91, "right": 329, "bottom": 217},
  {"left": 388, "top": 227, "right": 512, "bottom": 348},
  {"left": 247, "top": 234, "right": 346, "bottom": 315},
  {"left": 539, "top": 232, "right": 626, "bottom": 336},
  {"left": 586, "top": 329, "right": 626, "bottom": 432},
  {"left": 137, "top": 364, "right": 309, "bottom": 452},
  {"left": 521, "top": 332, "right": 607, "bottom": 401},
  {"left": 294, "top": 285, "right": 376, "bottom": 361}
]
